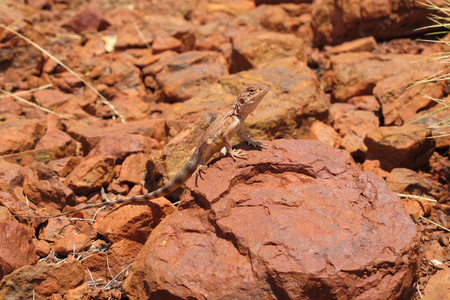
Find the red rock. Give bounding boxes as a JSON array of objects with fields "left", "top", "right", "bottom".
[
  {"left": 0, "top": 192, "right": 28, "bottom": 217},
  {"left": 152, "top": 36, "right": 182, "bottom": 54},
  {"left": 361, "top": 159, "right": 390, "bottom": 179},
  {"left": 38, "top": 218, "right": 74, "bottom": 242},
  {"left": 81, "top": 239, "right": 143, "bottom": 284},
  {"left": 23, "top": 161, "right": 74, "bottom": 210},
  {"left": 0, "top": 160, "right": 24, "bottom": 197},
  {"left": 324, "top": 52, "right": 445, "bottom": 105},
  {"left": 69, "top": 8, "right": 110, "bottom": 34},
  {"left": 34, "top": 129, "right": 77, "bottom": 159},
  {"left": 333, "top": 109, "right": 379, "bottom": 159},
  {"left": 64, "top": 119, "right": 167, "bottom": 155},
  {"left": 97, "top": 197, "right": 175, "bottom": 244},
  {"left": 364, "top": 124, "right": 436, "bottom": 171},
  {"left": 143, "top": 51, "right": 228, "bottom": 102},
  {"left": 0, "top": 221, "right": 38, "bottom": 280},
  {"left": 115, "top": 14, "right": 194, "bottom": 51},
  {"left": 33, "top": 89, "right": 71, "bottom": 110},
  {"left": 407, "top": 104, "right": 450, "bottom": 149},
  {"left": 119, "top": 153, "right": 155, "bottom": 186},
  {"left": 86, "top": 133, "right": 160, "bottom": 161},
  {"left": 33, "top": 238, "right": 51, "bottom": 257},
  {"left": 0, "top": 206, "right": 14, "bottom": 222},
  {"left": 347, "top": 95, "right": 380, "bottom": 111},
  {"left": 123, "top": 140, "right": 419, "bottom": 299},
  {"left": 65, "top": 156, "right": 115, "bottom": 194},
  {"left": 230, "top": 31, "right": 305, "bottom": 73},
  {"left": 47, "top": 156, "right": 82, "bottom": 177},
  {"left": 249, "top": 4, "right": 300, "bottom": 33},
  {"left": 0, "top": 115, "right": 47, "bottom": 155},
  {"left": 422, "top": 270, "right": 450, "bottom": 300},
  {"left": 373, "top": 63, "right": 446, "bottom": 126},
  {"left": 54, "top": 233, "right": 91, "bottom": 256},
  {"left": 311, "top": 0, "right": 433, "bottom": 46},
  {"left": 308, "top": 120, "right": 340, "bottom": 148},
  {"left": 0, "top": 97, "right": 23, "bottom": 115},
  {"left": 401, "top": 199, "right": 430, "bottom": 221},
  {"left": 386, "top": 168, "right": 433, "bottom": 195},
  {"left": 101, "top": 90, "right": 151, "bottom": 121},
  {"left": 0, "top": 260, "right": 84, "bottom": 298},
  {"left": 25, "top": 0, "right": 50, "bottom": 9},
  {"left": 326, "top": 36, "right": 377, "bottom": 54}
]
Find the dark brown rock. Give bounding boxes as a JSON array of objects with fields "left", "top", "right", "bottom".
[
  {"left": 364, "top": 124, "right": 436, "bottom": 171},
  {"left": 96, "top": 198, "right": 175, "bottom": 244},
  {"left": 68, "top": 8, "right": 110, "bottom": 34},
  {"left": 123, "top": 139, "right": 419, "bottom": 299},
  {"left": 23, "top": 161, "right": 74, "bottom": 210},
  {"left": 0, "top": 221, "right": 38, "bottom": 280},
  {"left": 65, "top": 156, "right": 115, "bottom": 194},
  {"left": 0, "top": 260, "right": 84, "bottom": 298}
]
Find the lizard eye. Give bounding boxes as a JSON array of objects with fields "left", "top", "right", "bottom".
[{"left": 248, "top": 88, "right": 255, "bottom": 93}]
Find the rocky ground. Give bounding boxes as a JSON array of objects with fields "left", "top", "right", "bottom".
[{"left": 0, "top": 0, "right": 449, "bottom": 299}]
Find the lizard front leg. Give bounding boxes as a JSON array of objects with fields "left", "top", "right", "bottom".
[
  {"left": 222, "top": 132, "right": 248, "bottom": 161},
  {"left": 237, "top": 131, "right": 264, "bottom": 148}
]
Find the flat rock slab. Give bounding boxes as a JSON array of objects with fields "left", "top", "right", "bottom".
[{"left": 123, "top": 139, "right": 419, "bottom": 299}]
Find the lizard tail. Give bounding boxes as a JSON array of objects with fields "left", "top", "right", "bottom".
[{"left": 14, "top": 155, "right": 200, "bottom": 219}]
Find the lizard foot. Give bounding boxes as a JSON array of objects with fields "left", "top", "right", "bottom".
[{"left": 229, "top": 149, "right": 248, "bottom": 161}]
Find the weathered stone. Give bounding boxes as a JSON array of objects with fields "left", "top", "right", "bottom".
[
  {"left": 386, "top": 168, "right": 433, "bottom": 195},
  {"left": 124, "top": 140, "right": 419, "bottom": 299},
  {"left": 81, "top": 239, "right": 143, "bottom": 284},
  {"left": 119, "top": 153, "right": 156, "bottom": 186},
  {"left": 364, "top": 124, "right": 436, "bottom": 171},
  {"left": 54, "top": 233, "right": 91, "bottom": 256},
  {"left": 347, "top": 95, "right": 380, "bottom": 112},
  {"left": 152, "top": 36, "right": 182, "bottom": 54},
  {"left": 86, "top": 133, "right": 160, "bottom": 161},
  {"left": 311, "top": 0, "right": 436, "bottom": 46},
  {"left": 0, "top": 261, "right": 84, "bottom": 298},
  {"left": 64, "top": 119, "right": 167, "bottom": 155},
  {"left": 47, "top": 156, "right": 82, "bottom": 177},
  {"left": 230, "top": 31, "right": 305, "bottom": 73},
  {"left": 0, "top": 160, "right": 24, "bottom": 197},
  {"left": 0, "top": 115, "right": 47, "bottom": 155},
  {"left": 333, "top": 109, "right": 379, "bottom": 159},
  {"left": 33, "top": 89, "right": 72, "bottom": 110},
  {"left": 308, "top": 120, "right": 340, "bottom": 148},
  {"left": 143, "top": 51, "right": 228, "bottom": 102},
  {"left": 65, "top": 156, "right": 115, "bottom": 194},
  {"left": 34, "top": 129, "right": 77, "bottom": 159},
  {"left": 326, "top": 36, "right": 377, "bottom": 54},
  {"left": 0, "top": 221, "right": 38, "bottom": 280},
  {"left": 68, "top": 8, "right": 110, "bottom": 34},
  {"left": 23, "top": 161, "right": 74, "bottom": 210},
  {"left": 422, "top": 270, "right": 450, "bottom": 300},
  {"left": 96, "top": 197, "right": 175, "bottom": 244}
]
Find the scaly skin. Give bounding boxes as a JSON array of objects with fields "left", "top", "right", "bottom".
[{"left": 14, "top": 83, "right": 270, "bottom": 219}]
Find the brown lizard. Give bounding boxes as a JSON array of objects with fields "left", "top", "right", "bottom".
[{"left": 14, "top": 83, "right": 270, "bottom": 219}]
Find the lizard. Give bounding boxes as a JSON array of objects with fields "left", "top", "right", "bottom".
[{"left": 13, "top": 83, "right": 270, "bottom": 219}]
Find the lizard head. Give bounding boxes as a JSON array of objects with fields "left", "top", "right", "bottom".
[{"left": 232, "top": 83, "right": 270, "bottom": 118}]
